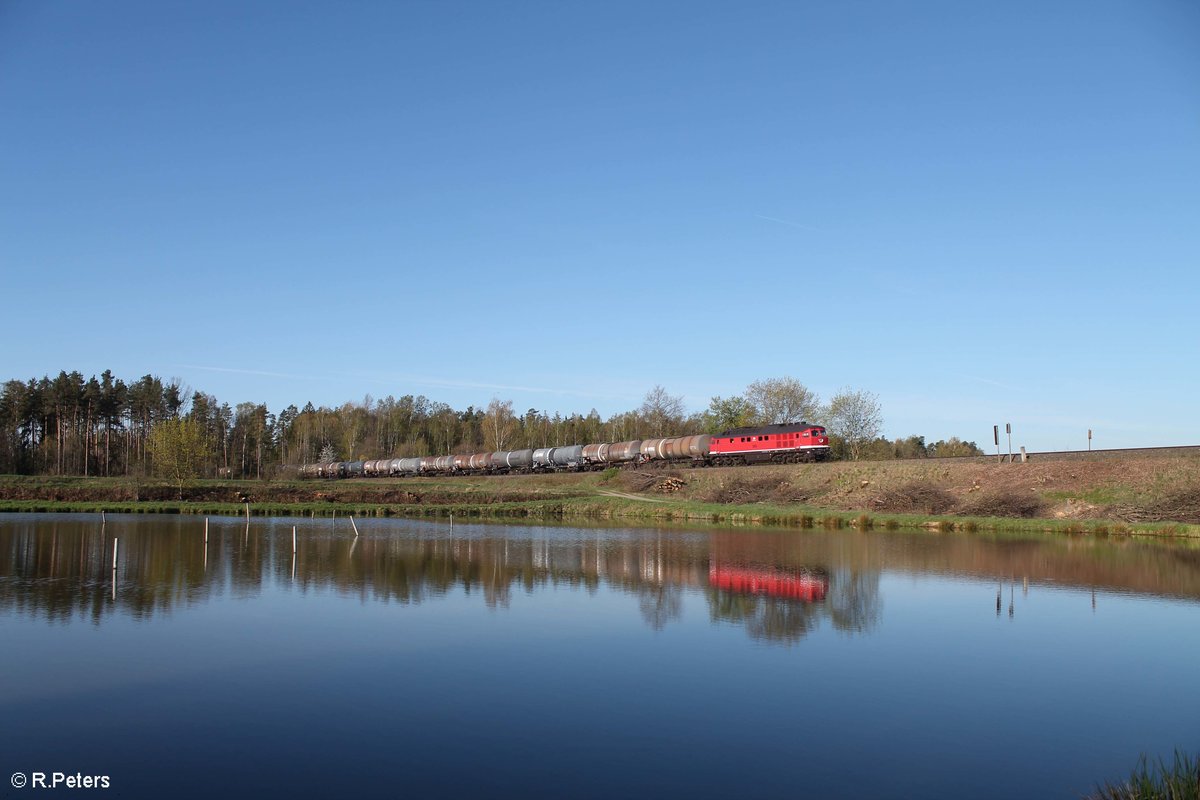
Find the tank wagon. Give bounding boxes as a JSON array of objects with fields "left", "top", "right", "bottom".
[{"left": 301, "top": 423, "right": 829, "bottom": 479}]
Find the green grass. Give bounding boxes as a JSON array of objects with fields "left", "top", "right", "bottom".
[
  {"left": 1087, "top": 752, "right": 1200, "bottom": 800},
  {"left": 4, "top": 492, "right": 1200, "bottom": 539},
  {"left": 3, "top": 472, "right": 1200, "bottom": 538},
  {"left": 1044, "top": 487, "right": 1127, "bottom": 504}
]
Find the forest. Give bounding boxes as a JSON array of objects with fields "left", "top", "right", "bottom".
[{"left": 0, "top": 371, "right": 983, "bottom": 478}]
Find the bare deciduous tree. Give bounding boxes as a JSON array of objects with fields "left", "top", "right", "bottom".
[
  {"left": 639, "top": 385, "right": 685, "bottom": 437},
  {"left": 745, "top": 377, "right": 820, "bottom": 425},
  {"left": 483, "top": 398, "right": 517, "bottom": 452},
  {"left": 826, "top": 389, "right": 883, "bottom": 461}
]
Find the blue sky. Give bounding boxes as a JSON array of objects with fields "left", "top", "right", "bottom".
[{"left": 2, "top": 0, "right": 1197, "bottom": 451}]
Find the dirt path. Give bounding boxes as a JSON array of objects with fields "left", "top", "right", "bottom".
[{"left": 596, "top": 490, "right": 669, "bottom": 503}]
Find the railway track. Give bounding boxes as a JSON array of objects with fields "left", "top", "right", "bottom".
[{"left": 922, "top": 444, "right": 1200, "bottom": 464}]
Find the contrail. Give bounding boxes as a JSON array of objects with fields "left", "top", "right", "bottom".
[
  {"left": 962, "top": 375, "right": 1023, "bottom": 392},
  {"left": 180, "top": 365, "right": 634, "bottom": 401},
  {"left": 753, "top": 214, "right": 822, "bottom": 232},
  {"left": 362, "top": 373, "right": 631, "bottom": 401},
  {"left": 179, "top": 364, "right": 328, "bottom": 381}
]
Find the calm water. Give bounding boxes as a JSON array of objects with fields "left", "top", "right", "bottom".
[{"left": 1, "top": 514, "right": 1198, "bottom": 799}]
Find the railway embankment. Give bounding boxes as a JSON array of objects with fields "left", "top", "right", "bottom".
[{"left": 2, "top": 450, "right": 1199, "bottom": 536}]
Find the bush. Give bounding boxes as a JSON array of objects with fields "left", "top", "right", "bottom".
[
  {"left": 1111, "top": 488, "right": 1200, "bottom": 524},
  {"left": 872, "top": 482, "right": 956, "bottom": 514},
  {"left": 697, "top": 475, "right": 810, "bottom": 505},
  {"left": 961, "top": 490, "right": 1045, "bottom": 519}
]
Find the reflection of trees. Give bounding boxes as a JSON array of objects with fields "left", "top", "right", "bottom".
[
  {"left": 639, "top": 584, "right": 683, "bottom": 631},
  {"left": 6, "top": 517, "right": 1199, "bottom": 643},
  {"left": 708, "top": 591, "right": 823, "bottom": 645},
  {"left": 826, "top": 567, "right": 882, "bottom": 634}
]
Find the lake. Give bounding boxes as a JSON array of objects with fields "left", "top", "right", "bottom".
[{"left": 1, "top": 513, "right": 1197, "bottom": 799}]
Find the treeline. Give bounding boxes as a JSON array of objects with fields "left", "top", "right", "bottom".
[{"left": 0, "top": 371, "right": 982, "bottom": 478}]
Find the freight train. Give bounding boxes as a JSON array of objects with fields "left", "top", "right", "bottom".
[{"left": 299, "top": 422, "right": 830, "bottom": 479}]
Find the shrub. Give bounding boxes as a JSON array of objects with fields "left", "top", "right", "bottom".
[
  {"left": 872, "top": 482, "right": 956, "bottom": 514},
  {"left": 961, "top": 490, "right": 1045, "bottom": 519},
  {"left": 698, "top": 475, "right": 810, "bottom": 505}
]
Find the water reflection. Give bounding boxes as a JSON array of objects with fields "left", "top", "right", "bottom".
[{"left": 2, "top": 515, "right": 1198, "bottom": 644}]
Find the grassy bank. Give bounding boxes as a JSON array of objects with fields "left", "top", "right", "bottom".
[{"left": 2, "top": 452, "right": 1199, "bottom": 536}]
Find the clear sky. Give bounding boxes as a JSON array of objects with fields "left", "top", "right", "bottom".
[{"left": 2, "top": 0, "right": 1197, "bottom": 452}]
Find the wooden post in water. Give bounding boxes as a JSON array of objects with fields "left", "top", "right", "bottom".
[
  {"left": 293, "top": 526, "right": 297, "bottom": 553},
  {"left": 205, "top": 517, "right": 209, "bottom": 545},
  {"left": 349, "top": 516, "right": 360, "bottom": 537},
  {"left": 112, "top": 538, "right": 118, "bottom": 570},
  {"left": 245, "top": 502, "right": 250, "bottom": 521}
]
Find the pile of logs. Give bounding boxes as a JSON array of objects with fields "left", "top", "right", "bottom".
[{"left": 653, "top": 476, "right": 687, "bottom": 494}]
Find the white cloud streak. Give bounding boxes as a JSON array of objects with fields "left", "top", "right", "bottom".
[
  {"left": 178, "top": 364, "right": 330, "bottom": 381},
  {"left": 753, "top": 214, "right": 823, "bottom": 232}
]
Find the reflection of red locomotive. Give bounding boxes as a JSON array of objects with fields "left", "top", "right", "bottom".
[{"left": 708, "top": 564, "right": 829, "bottom": 602}]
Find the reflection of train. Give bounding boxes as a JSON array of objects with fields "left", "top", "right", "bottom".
[
  {"left": 300, "top": 422, "right": 830, "bottom": 479},
  {"left": 709, "top": 564, "right": 829, "bottom": 602}
]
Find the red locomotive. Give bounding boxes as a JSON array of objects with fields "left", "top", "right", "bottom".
[{"left": 708, "top": 422, "right": 830, "bottom": 465}]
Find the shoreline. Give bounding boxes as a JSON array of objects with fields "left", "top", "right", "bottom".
[
  {"left": 2, "top": 496, "right": 1197, "bottom": 539},
  {"left": 3, "top": 452, "right": 1198, "bottom": 538}
]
